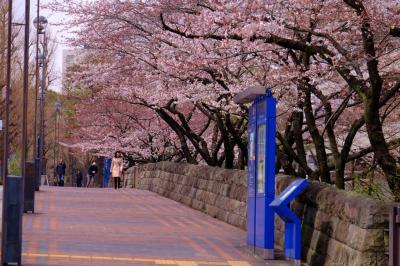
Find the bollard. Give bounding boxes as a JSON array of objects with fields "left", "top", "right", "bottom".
[
  {"left": 34, "top": 158, "right": 40, "bottom": 191},
  {"left": 389, "top": 206, "right": 400, "bottom": 266},
  {"left": 24, "top": 161, "right": 36, "bottom": 213},
  {"left": 1, "top": 176, "right": 23, "bottom": 266}
]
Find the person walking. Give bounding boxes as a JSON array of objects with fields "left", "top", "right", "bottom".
[
  {"left": 76, "top": 170, "right": 83, "bottom": 187},
  {"left": 55, "top": 160, "right": 66, "bottom": 187},
  {"left": 86, "top": 160, "right": 98, "bottom": 188},
  {"left": 110, "top": 151, "right": 124, "bottom": 190}
]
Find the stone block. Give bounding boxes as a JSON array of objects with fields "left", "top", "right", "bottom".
[
  {"left": 308, "top": 229, "right": 330, "bottom": 256},
  {"left": 274, "top": 228, "right": 284, "bottom": 249},
  {"left": 197, "top": 179, "right": 208, "bottom": 190},
  {"left": 181, "top": 196, "right": 192, "bottom": 206},
  {"left": 212, "top": 183, "right": 222, "bottom": 195},
  {"left": 227, "top": 213, "right": 243, "bottom": 228},
  {"left": 170, "top": 192, "right": 181, "bottom": 202},
  {"left": 303, "top": 245, "right": 341, "bottom": 266},
  {"left": 311, "top": 211, "right": 339, "bottom": 238},
  {"left": 228, "top": 184, "right": 238, "bottom": 198},
  {"left": 204, "top": 192, "right": 217, "bottom": 205},
  {"left": 238, "top": 218, "right": 246, "bottom": 230},
  {"left": 215, "top": 196, "right": 230, "bottom": 210},
  {"left": 205, "top": 204, "right": 219, "bottom": 218},
  {"left": 191, "top": 199, "right": 205, "bottom": 211},
  {"left": 231, "top": 174, "right": 241, "bottom": 185},
  {"left": 227, "top": 199, "right": 242, "bottom": 213},
  {"left": 206, "top": 181, "right": 215, "bottom": 192},
  {"left": 235, "top": 186, "right": 247, "bottom": 202},
  {"left": 220, "top": 184, "right": 230, "bottom": 196},
  {"left": 325, "top": 236, "right": 362, "bottom": 266},
  {"left": 238, "top": 203, "right": 246, "bottom": 217},
  {"left": 188, "top": 187, "right": 197, "bottom": 198},
  {"left": 180, "top": 185, "right": 191, "bottom": 195},
  {"left": 216, "top": 210, "right": 229, "bottom": 222},
  {"left": 195, "top": 189, "right": 204, "bottom": 200},
  {"left": 346, "top": 226, "right": 385, "bottom": 252}
]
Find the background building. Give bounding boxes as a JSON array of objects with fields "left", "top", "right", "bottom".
[{"left": 62, "top": 48, "right": 84, "bottom": 86}]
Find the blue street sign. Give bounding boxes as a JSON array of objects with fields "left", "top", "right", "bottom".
[
  {"left": 103, "top": 158, "right": 111, "bottom": 188},
  {"left": 270, "top": 179, "right": 308, "bottom": 262}
]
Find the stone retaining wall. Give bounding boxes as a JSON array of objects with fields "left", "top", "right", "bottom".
[{"left": 125, "top": 162, "right": 391, "bottom": 266}]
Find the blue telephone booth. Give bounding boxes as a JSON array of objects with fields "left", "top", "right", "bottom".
[
  {"left": 234, "top": 87, "right": 277, "bottom": 259},
  {"left": 103, "top": 158, "right": 111, "bottom": 188}
]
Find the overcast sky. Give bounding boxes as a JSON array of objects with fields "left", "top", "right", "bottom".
[{"left": 16, "top": 0, "right": 70, "bottom": 91}]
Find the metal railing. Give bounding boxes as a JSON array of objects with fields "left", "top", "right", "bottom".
[{"left": 389, "top": 206, "right": 400, "bottom": 266}]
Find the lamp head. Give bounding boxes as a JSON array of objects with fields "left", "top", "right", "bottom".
[{"left": 33, "top": 16, "right": 48, "bottom": 33}]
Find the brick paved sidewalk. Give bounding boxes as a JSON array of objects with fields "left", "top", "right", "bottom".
[{"left": 4, "top": 186, "right": 295, "bottom": 266}]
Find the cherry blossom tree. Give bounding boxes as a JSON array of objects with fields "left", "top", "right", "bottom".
[{"left": 53, "top": 0, "right": 400, "bottom": 199}]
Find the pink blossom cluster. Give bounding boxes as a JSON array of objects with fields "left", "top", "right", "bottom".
[{"left": 52, "top": 0, "right": 400, "bottom": 188}]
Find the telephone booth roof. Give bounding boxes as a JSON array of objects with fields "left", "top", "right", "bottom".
[{"left": 233, "top": 86, "right": 272, "bottom": 104}]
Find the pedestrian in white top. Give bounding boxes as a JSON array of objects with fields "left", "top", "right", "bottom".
[{"left": 111, "top": 151, "right": 124, "bottom": 189}]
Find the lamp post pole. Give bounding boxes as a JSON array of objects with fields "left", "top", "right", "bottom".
[
  {"left": 1, "top": 0, "right": 31, "bottom": 264},
  {"left": 53, "top": 101, "right": 61, "bottom": 179},
  {"left": 40, "top": 33, "right": 47, "bottom": 173},
  {"left": 2, "top": 0, "right": 12, "bottom": 185},
  {"left": 33, "top": 0, "right": 40, "bottom": 173},
  {"left": 22, "top": 0, "right": 31, "bottom": 191},
  {"left": 34, "top": 16, "right": 48, "bottom": 188},
  {"left": 1, "top": 0, "right": 13, "bottom": 262}
]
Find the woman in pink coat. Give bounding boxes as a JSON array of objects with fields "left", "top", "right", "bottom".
[{"left": 110, "top": 151, "right": 124, "bottom": 189}]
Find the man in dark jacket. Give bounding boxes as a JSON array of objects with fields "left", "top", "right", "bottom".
[
  {"left": 86, "top": 160, "right": 98, "bottom": 187},
  {"left": 55, "top": 160, "right": 66, "bottom": 186},
  {"left": 75, "top": 170, "right": 83, "bottom": 187}
]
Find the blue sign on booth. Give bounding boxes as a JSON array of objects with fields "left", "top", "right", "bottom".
[
  {"left": 270, "top": 178, "right": 308, "bottom": 263},
  {"left": 244, "top": 89, "right": 276, "bottom": 259}
]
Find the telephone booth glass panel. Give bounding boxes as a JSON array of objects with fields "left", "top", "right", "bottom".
[
  {"left": 257, "top": 124, "right": 265, "bottom": 194},
  {"left": 249, "top": 132, "right": 255, "bottom": 161}
]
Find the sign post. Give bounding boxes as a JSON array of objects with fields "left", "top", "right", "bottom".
[
  {"left": 270, "top": 178, "right": 308, "bottom": 264},
  {"left": 234, "top": 87, "right": 277, "bottom": 259}
]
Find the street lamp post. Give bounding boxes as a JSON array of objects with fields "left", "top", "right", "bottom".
[
  {"left": 33, "top": 15, "right": 48, "bottom": 189},
  {"left": 53, "top": 101, "right": 61, "bottom": 182},
  {"left": 1, "top": 0, "right": 14, "bottom": 263},
  {"left": 1, "top": 0, "right": 31, "bottom": 264}
]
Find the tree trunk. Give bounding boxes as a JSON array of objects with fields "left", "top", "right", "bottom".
[
  {"left": 156, "top": 109, "right": 199, "bottom": 165},
  {"left": 237, "top": 148, "right": 245, "bottom": 170},
  {"left": 215, "top": 114, "right": 234, "bottom": 169},
  {"left": 292, "top": 109, "right": 307, "bottom": 177},
  {"left": 303, "top": 91, "right": 331, "bottom": 183},
  {"left": 364, "top": 98, "right": 400, "bottom": 201}
]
